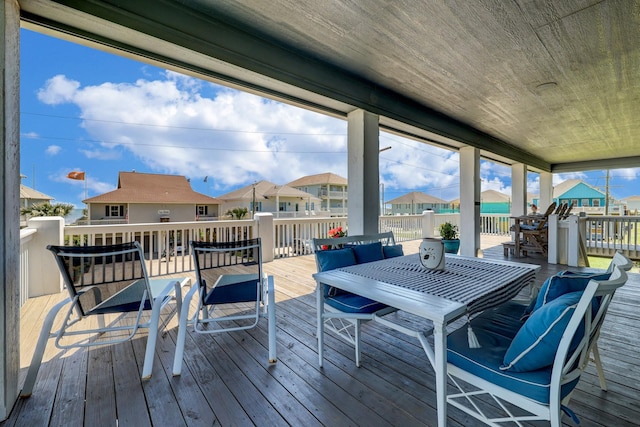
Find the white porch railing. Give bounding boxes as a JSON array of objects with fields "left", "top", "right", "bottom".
[
  {"left": 64, "top": 219, "right": 255, "bottom": 277},
  {"left": 582, "top": 215, "right": 640, "bottom": 259},
  {"left": 27, "top": 211, "right": 637, "bottom": 307},
  {"left": 273, "top": 217, "right": 348, "bottom": 257}
]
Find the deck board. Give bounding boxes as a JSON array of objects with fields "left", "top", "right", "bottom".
[{"left": 5, "top": 238, "right": 640, "bottom": 427}]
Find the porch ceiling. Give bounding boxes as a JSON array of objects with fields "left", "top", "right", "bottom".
[{"left": 19, "top": 0, "right": 640, "bottom": 172}]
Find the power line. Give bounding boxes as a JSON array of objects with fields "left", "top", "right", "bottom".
[
  {"left": 21, "top": 134, "right": 347, "bottom": 154},
  {"left": 21, "top": 111, "right": 347, "bottom": 136}
]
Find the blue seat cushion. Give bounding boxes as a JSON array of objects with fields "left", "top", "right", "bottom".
[
  {"left": 518, "top": 223, "right": 539, "bottom": 230},
  {"left": 448, "top": 309, "right": 580, "bottom": 404},
  {"left": 325, "top": 293, "right": 389, "bottom": 313},
  {"left": 205, "top": 274, "right": 260, "bottom": 304},
  {"left": 89, "top": 279, "right": 159, "bottom": 314},
  {"left": 315, "top": 248, "right": 357, "bottom": 297},
  {"left": 345, "top": 242, "right": 385, "bottom": 263},
  {"left": 502, "top": 291, "right": 583, "bottom": 372},
  {"left": 383, "top": 244, "right": 404, "bottom": 258}
]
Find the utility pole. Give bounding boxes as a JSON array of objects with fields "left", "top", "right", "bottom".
[
  {"left": 252, "top": 181, "right": 257, "bottom": 219},
  {"left": 605, "top": 169, "right": 610, "bottom": 215}
]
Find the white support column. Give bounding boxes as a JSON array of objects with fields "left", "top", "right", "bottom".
[
  {"left": 459, "top": 147, "right": 480, "bottom": 257},
  {"left": 347, "top": 109, "right": 380, "bottom": 235},
  {"left": 255, "top": 213, "right": 274, "bottom": 262},
  {"left": 547, "top": 215, "right": 559, "bottom": 264},
  {"left": 567, "top": 215, "right": 580, "bottom": 267},
  {"left": 511, "top": 163, "right": 527, "bottom": 217},
  {"left": 539, "top": 171, "right": 553, "bottom": 210},
  {"left": 1, "top": 1, "right": 20, "bottom": 419}
]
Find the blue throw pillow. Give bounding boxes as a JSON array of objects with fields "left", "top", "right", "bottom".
[
  {"left": 315, "top": 247, "right": 357, "bottom": 272},
  {"left": 383, "top": 244, "right": 404, "bottom": 258},
  {"left": 501, "top": 291, "right": 582, "bottom": 372},
  {"left": 531, "top": 272, "right": 610, "bottom": 313},
  {"left": 346, "top": 242, "right": 384, "bottom": 263},
  {"left": 315, "top": 248, "right": 357, "bottom": 297}
]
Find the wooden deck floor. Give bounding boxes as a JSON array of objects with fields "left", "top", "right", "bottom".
[{"left": 3, "top": 238, "right": 640, "bottom": 426}]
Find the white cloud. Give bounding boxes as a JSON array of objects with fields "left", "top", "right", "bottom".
[
  {"left": 613, "top": 168, "right": 640, "bottom": 181},
  {"left": 37, "top": 75, "right": 80, "bottom": 105},
  {"left": 46, "top": 145, "right": 62, "bottom": 155},
  {"left": 80, "top": 148, "right": 121, "bottom": 160},
  {"left": 39, "top": 74, "right": 350, "bottom": 191}
]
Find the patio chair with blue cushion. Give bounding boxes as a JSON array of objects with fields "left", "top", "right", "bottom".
[
  {"left": 21, "top": 241, "right": 185, "bottom": 396},
  {"left": 172, "top": 238, "right": 276, "bottom": 376},
  {"left": 313, "top": 231, "right": 404, "bottom": 367},
  {"left": 445, "top": 264, "right": 629, "bottom": 426}
]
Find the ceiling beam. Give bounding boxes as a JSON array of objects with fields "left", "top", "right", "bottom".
[{"left": 552, "top": 156, "right": 640, "bottom": 173}]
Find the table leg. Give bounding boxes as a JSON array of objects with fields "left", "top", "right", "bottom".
[
  {"left": 515, "top": 220, "right": 521, "bottom": 258},
  {"left": 433, "top": 321, "right": 447, "bottom": 427},
  {"left": 316, "top": 282, "right": 325, "bottom": 367}
]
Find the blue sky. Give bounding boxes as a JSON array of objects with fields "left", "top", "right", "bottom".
[{"left": 20, "top": 29, "right": 640, "bottom": 209}]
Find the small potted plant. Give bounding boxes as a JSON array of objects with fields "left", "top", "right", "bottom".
[{"left": 439, "top": 222, "right": 460, "bottom": 254}]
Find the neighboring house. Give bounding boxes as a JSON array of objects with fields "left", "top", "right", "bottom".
[
  {"left": 449, "top": 190, "right": 511, "bottom": 214},
  {"left": 217, "top": 180, "right": 323, "bottom": 218},
  {"left": 621, "top": 196, "right": 640, "bottom": 214},
  {"left": 19, "top": 184, "right": 54, "bottom": 227},
  {"left": 387, "top": 191, "right": 449, "bottom": 215},
  {"left": 287, "top": 172, "right": 348, "bottom": 217},
  {"left": 533, "top": 179, "right": 616, "bottom": 214},
  {"left": 479, "top": 189, "right": 511, "bottom": 214},
  {"left": 83, "top": 171, "right": 221, "bottom": 224}
]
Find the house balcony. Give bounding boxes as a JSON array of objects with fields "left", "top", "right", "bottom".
[{"left": 9, "top": 234, "right": 640, "bottom": 426}]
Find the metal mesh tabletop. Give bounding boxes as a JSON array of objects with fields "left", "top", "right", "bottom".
[{"left": 337, "top": 254, "right": 536, "bottom": 315}]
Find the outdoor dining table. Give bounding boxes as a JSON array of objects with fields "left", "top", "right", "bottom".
[{"left": 313, "top": 253, "right": 539, "bottom": 427}]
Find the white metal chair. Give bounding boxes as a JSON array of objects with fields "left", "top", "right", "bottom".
[
  {"left": 573, "top": 251, "right": 632, "bottom": 390},
  {"left": 313, "top": 232, "right": 403, "bottom": 367},
  {"left": 446, "top": 265, "right": 629, "bottom": 426},
  {"left": 21, "top": 241, "right": 184, "bottom": 396},
  {"left": 172, "top": 238, "right": 276, "bottom": 376}
]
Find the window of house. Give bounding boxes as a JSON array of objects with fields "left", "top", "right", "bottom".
[
  {"left": 105, "top": 205, "right": 124, "bottom": 217},
  {"left": 592, "top": 199, "right": 600, "bottom": 207},
  {"left": 197, "top": 205, "right": 208, "bottom": 216},
  {"left": 279, "top": 202, "right": 286, "bottom": 211}
]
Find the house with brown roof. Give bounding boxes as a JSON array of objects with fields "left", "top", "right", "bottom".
[
  {"left": 83, "top": 172, "right": 221, "bottom": 224},
  {"left": 287, "top": 172, "right": 347, "bottom": 216},
  {"left": 387, "top": 191, "right": 449, "bottom": 215},
  {"left": 20, "top": 184, "right": 54, "bottom": 227},
  {"left": 218, "top": 180, "right": 323, "bottom": 218}
]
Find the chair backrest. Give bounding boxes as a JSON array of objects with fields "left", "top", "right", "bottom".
[
  {"left": 312, "top": 231, "right": 396, "bottom": 252},
  {"left": 555, "top": 203, "right": 568, "bottom": 218},
  {"left": 560, "top": 202, "right": 574, "bottom": 220},
  {"left": 191, "top": 238, "right": 263, "bottom": 295},
  {"left": 608, "top": 250, "right": 633, "bottom": 273},
  {"left": 544, "top": 202, "right": 558, "bottom": 216},
  {"left": 554, "top": 266, "right": 628, "bottom": 392},
  {"left": 47, "top": 241, "right": 150, "bottom": 317}
]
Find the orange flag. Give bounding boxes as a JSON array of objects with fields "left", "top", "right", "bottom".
[{"left": 67, "top": 171, "right": 85, "bottom": 180}]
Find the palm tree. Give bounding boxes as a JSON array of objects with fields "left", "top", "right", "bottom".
[
  {"left": 225, "top": 207, "right": 248, "bottom": 219},
  {"left": 21, "top": 202, "right": 75, "bottom": 218}
]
